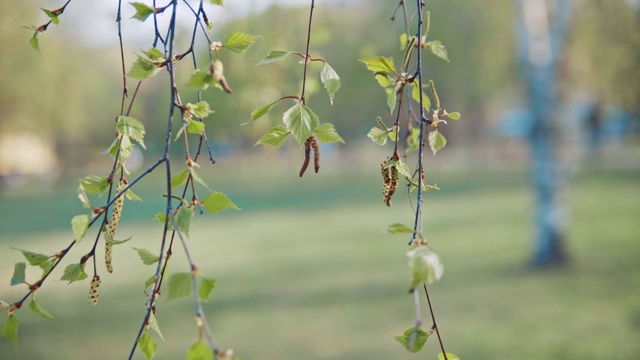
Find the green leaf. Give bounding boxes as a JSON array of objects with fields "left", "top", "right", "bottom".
[
  {"left": 10, "top": 262, "right": 26, "bottom": 286},
  {"left": 445, "top": 112, "right": 461, "bottom": 120},
  {"left": 395, "top": 327, "right": 429, "bottom": 353},
  {"left": 428, "top": 131, "right": 447, "bottom": 155},
  {"left": 126, "top": 189, "right": 143, "bottom": 202},
  {"left": 314, "top": 123, "right": 344, "bottom": 144},
  {"left": 375, "top": 73, "right": 394, "bottom": 88},
  {"left": 395, "top": 159, "right": 412, "bottom": 179},
  {"left": 438, "top": 353, "right": 460, "bottom": 360},
  {"left": 130, "top": 2, "right": 155, "bottom": 22},
  {"left": 186, "top": 101, "right": 213, "bottom": 119},
  {"left": 148, "top": 313, "right": 165, "bottom": 342},
  {"left": 386, "top": 88, "right": 397, "bottom": 114},
  {"left": 186, "top": 341, "right": 214, "bottom": 360},
  {"left": 154, "top": 213, "right": 174, "bottom": 231},
  {"left": 104, "top": 233, "right": 132, "bottom": 245},
  {"left": 142, "top": 47, "right": 164, "bottom": 60},
  {"left": 61, "top": 263, "right": 88, "bottom": 284},
  {"left": 176, "top": 207, "right": 194, "bottom": 237},
  {"left": 224, "top": 32, "right": 258, "bottom": 53},
  {"left": 171, "top": 169, "right": 190, "bottom": 189},
  {"left": 411, "top": 84, "right": 431, "bottom": 111},
  {"left": 247, "top": 100, "right": 280, "bottom": 124},
  {"left": 127, "top": 55, "right": 161, "bottom": 80},
  {"left": 186, "top": 69, "right": 215, "bottom": 90},
  {"left": 29, "top": 32, "right": 40, "bottom": 52},
  {"left": 29, "top": 299, "right": 54, "bottom": 320},
  {"left": 359, "top": 56, "right": 396, "bottom": 74},
  {"left": 199, "top": 278, "right": 216, "bottom": 302},
  {"left": 255, "top": 125, "right": 290, "bottom": 148},
  {"left": 427, "top": 40, "right": 449, "bottom": 62},
  {"left": 13, "top": 248, "right": 51, "bottom": 268},
  {"left": 80, "top": 175, "right": 110, "bottom": 196},
  {"left": 117, "top": 116, "right": 146, "bottom": 149},
  {"left": 210, "top": 0, "right": 224, "bottom": 5},
  {"left": 406, "top": 128, "right": 420, "bottom": 153},
  {"left": 320, "top": 63, "right": 341, "bottom": 105},
  {"left": 387, "top": 223, "right": 415, "bottom": 234},
  {"left": 138, "top": 331, "right": 157, "bottom": 360},
  {"left": 1, "top": 315, "right": 19, "bottom": 347},
  {"left": 166, "top": 272, "right": 192, "bottom": 302},
  {"left": 41, "top": 9, "right": 60, "bottom": 26},
  {"left": 283, "top": 103, "right": 320, "bottom": 145},
  {"left": 201, "top": 192, "right": 240, "bottom": 214},
  {"left": 71, "top": 214, "right": 91, "bottom": 243},
  {"left": 407, "top": 245, "right": 444, "bottom": 289},
  {"left": 189, "top": 168, "right": 211, "bottom": 191},
  {"left": 187, "top": 120, "right": 206, "bottom": 135},
  {"left": 108, "top": 135, "right": 133, "bottom": 164},
  {"left": 132, "top": 247, "right": 159, "bottom": 265},
  {"left": 367, "top": 127, "right": 390, "bottom": 146},
  {"left": 257, "top": 50, "right": 292, "bottom": 65}
]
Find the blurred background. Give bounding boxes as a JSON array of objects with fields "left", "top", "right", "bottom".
[{"left": 1, "top": 0, "right": 639, "bottom": 359}]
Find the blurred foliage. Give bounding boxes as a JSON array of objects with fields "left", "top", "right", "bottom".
[{"left": 0, "top": 0, "right": 638, "bottom": 171}]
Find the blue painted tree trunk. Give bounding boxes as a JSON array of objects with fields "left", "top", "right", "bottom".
[{"left": 517, "top": 0, "right": 571, "bottom": 267}]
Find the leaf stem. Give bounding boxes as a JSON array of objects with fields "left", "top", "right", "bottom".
[{"left": 299, "top": 0, "right": 316, "bottom": 104}]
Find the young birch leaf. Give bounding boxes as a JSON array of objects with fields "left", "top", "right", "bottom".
[
  {"left": 411, "top": 84, "right": 431, "bottom": 111},
  {"left": 439, "top": 353, "right": 461, "bottom": 360},
  {"left": 255, "top": 125, "right": 290, "bottom": 147},
  {"left": 71, "top": 215, "right": 90, "bottom": 243},
  {"left": 104, "top": 233, "right": 132, "bottom": 245},
  {"left": 187, "top": 341, "right": 214, "bottom": 360},
  {"left": 29, "top": 299, "right": 54, "bottom": 320},
  {"left": 41, "top": 9, "right": 60, "bottom": 26},
  {"left": 247, "top": 99, "right": 280, "bottom": 124},
  {"left": 1, "top": 315, "right": 19, "bottom": 347},
  {"left": 428, "top": 131, "right": 447, "bottom": 155},
  {"left": 407, "top": 246, "right": 444, "bottom": 290},
  {"left": 29, "top": 32, "right": 41, "bottom": 52},
  {"left": 10, "top": 262, "right": 26, "bottom": 286},
  {"left": 187, "top": 120, "right": 206, "bottom": 135},
  {"left": 166, "top": 272, "right": 192, "bottom": 302},
  {"left": 283, "top": 103, "right": 320, "bottom": 145},
  {"left": 427, "top": 40, "right": 449, "bottom": 62},
  {"left": 201, "top": 192, "right": 240, "bottom": 214},
  {"left": 257, "top": 50, "right": 292, "bottom": 65},
  {"left": 320, "top": 63, "right": 341, "bottom": 105},
  {"left": 199, "top": 278, "right": 216, "bottom": 302},
  {"left": 127, "top": 55, "right": 161, "bottom": 80},
  {"left": 387, "top": 223, "right": 415, "bottom": 234},
  {"left": 14, "top": 249, "right": 50, "bottom": 268},
  {"left": 61, "top": 263, "right": 88, "bottom": 284},
  {"left": 314, "top": 123, "right": 344, "bottom": 144},
  {"left": 148, "top": 313, "right": 165, "bottom": 341},
  {"left": 154, "top": 214, "right": 175, "bottom": 231},
  {"left": 138, "top": 331, "right": 157, "bottom": 360},
  {"left": 385, "top": 88, "right": 397, "bottom": 114},
  {"left": 395, "top": 327, "right": 429, "bottom": 353},
  {"left": 80, "top": 175, "right": 110, "bottom": 196},
  {"left": 171, "top": 169, "right": 190, "bottom": 189},
  {"left": 186, "top": 69, "right": 214, "bottom": 90},
  {"left": 224, "top": 32, "right": 258, "bottom": 53},
  {"left": 176, "top": 207, "right": 194, "bottom": 237},
  {"left": 126, "top": 189, "right": 143, "bottom": 202},
  {"left": 395, "top": 159, "right": 412, "bottom": 179},
  {"left": 117, "top": 116, "right": 146, "bottom": 149},
  {"left": 210, "top": 0, "right": 224, "bottom": 5},
  {"left": 132, "top": 247, "right": 159, "bottom": 265},
  {"left": 446, "top": 112, "right": 461, "bottom": 120},
  {"left": 189, "top": 168, "right": 211, "bottom": 191},
  {"left": 359, "top": 56, "right": 396, "bottom": 74},
  {"left": 130, "top": 2, "right": 155, "bottom": 22},
  {"left": 186, "top": 101, "right": 213, "bottom": 119},
  {"left": 367, "top": 127, "right": 389, "bottom": 146}
]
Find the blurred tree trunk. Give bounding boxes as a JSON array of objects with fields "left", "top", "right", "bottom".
[{"left": 517, "top": 0, "right": 571, "bottom": 267}]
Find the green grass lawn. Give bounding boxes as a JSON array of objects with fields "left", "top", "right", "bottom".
[{"left": 1, "top": 169, "right": 639, "bottom": 359}]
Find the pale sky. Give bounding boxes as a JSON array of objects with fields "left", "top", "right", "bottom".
[{"left": 56, "top": 0, "right": 347, "bottom": 46}]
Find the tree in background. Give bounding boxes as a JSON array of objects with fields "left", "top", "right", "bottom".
[{"left": 516, "top": 0, "right": 571, "bottom": 267}]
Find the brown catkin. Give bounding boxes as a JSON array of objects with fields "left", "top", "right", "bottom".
[
  {"left": 89, "top": 275, "right": 101, "bottom": 305},
  {"left": 106, "top": 178, "right": 126, "bottom": 273},
  {"left": 299, "top": 137, "right": 312, "bottom": 177},
  {"left": 381, "top": 155, "right": 399, "bottom": 207},
  {"left": 310, "top": 136, "right": 320, "bottom": 173}
]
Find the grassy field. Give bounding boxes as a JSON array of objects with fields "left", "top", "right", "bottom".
[{"left": 0, "top": 168, "right": 639, "bottom": 359}]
